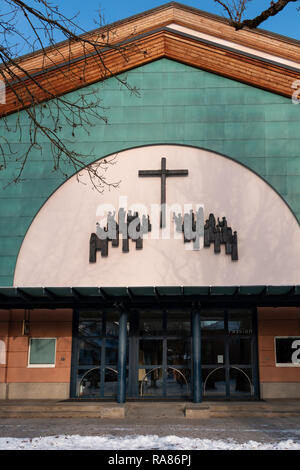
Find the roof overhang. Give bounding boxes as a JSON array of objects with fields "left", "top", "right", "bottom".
[
  {"left": 2, "top": 2, "right": 300, "bottom": 118},
  {"left": 0, "top": 285, "right": 299, "bottom": 309}
]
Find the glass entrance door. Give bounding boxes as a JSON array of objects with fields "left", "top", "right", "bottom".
[
  {"left": 201, "top": 308, "right": 258, "bottom": 399},
  {"left": 128, "top": 309, "right": 192, "bottom": 399},
  {"left": 71, "top": 310, "right": 120, "bottom": 398},
  {"left": 71, "top": 306, "right": 258, "bottom": 401},
  {"left": 201, "top": 309, "right": 227, "bottom": 398}
]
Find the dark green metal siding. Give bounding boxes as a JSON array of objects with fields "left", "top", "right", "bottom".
[{"left": 0, "top": 58, "right": 299, "bottom": 286}]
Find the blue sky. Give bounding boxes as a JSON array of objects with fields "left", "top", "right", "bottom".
[
  {"left": 55, "top": 0, "right": 300, "bottom": 40},
  {"left": 4, "top": 0, "right": 300, "bottom": 58}
]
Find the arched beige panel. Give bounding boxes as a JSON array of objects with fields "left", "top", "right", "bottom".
[{"left": 14, "top": 145, "right": 300, "bottom": 287}]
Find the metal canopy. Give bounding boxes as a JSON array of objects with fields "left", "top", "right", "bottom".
[{"left": 0, "top": 285, "right": 299, "bottom": 309}]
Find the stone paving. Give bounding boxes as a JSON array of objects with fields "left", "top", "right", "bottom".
[{"left": 0, "top": 417, "right": 300, "bottom": 445}]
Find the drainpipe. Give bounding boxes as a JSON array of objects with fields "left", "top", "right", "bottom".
[{"left": 192, "top": 304, "right": 202, "bottom": 403}]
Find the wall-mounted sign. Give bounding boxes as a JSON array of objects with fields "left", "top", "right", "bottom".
[
  {"left": 217, "top": 355, "right": 224, "bottom": 364},
  {"left": 89, "top": 209, "right": 238, "bottom": 262},
  {"left": 174, "top": 211, "right": 238, "bottom": 261},
  {"left": 89, "top": 156, "right": 238, "bottom": 263},
  {"left": 275, "top": 337, "right": 300, "bottom": 366},
  {"left": 229, "top": 329, "right": 252, "bottom": 335},
  {"left": 89, "top": 210, "right": 151, "bottom": 262}
]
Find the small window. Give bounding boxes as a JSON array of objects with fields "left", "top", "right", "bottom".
[
  {"left": 28, "top": 338, "right": 56, "bottom": 367},
  {"left": 275, "top": 337, "right": 300, "bottom": 367}
]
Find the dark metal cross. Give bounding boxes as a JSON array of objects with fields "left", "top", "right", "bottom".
[{"left": 139, "top": 157, "right": 188, "bottom": 228}]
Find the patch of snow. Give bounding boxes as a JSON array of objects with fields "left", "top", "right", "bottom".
[{"left": 0, "top": 435, "right": 300, "bottom": 450}]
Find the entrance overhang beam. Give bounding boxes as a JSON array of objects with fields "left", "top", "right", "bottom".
[{"left": 0, "top": 286, "right": 299, "bottom": 310}]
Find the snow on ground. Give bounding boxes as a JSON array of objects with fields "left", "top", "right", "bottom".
[{"left": 0, "top": 435, "right": 300, "bottom": 450}]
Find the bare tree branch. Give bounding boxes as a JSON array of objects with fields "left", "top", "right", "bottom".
[
  {"left": 1, "top": 0, "right": 299, "bottom": 189},
  {"left": 214, "top": 0, "right": 299, "bottom": 30},
  {"left": 0, "top": 0, "right": 144, "bottom": 190}
]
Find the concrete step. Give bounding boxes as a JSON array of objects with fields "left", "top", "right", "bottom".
[
  {"left": 209, "top": 411, "right": 300, "bottom": 417},
  {"left": 0, "top": 402, "right": 125, "bottom": 419},
  {"left": 1, "top": 400, "right": 300, "bottom": 419},
  {"left": 0, "top": 411, "right": 103, "bottom": 418},
  {"left": 125, "top": 402, "right": 186, "bottom": 418},
  {"left": 185, "top": 402, "right": 300, "bottom": 418},
  {"left": 0, "top": 405, "right": 111, "bottom": 412}
]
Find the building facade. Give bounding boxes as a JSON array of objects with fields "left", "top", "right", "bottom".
[{"left": 0, "top": 2, "right": 300, "bottom": 402}]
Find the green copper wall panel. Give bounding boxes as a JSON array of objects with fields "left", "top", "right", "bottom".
[
  {"left": 0, "top": 58, "right": 299, "bottom": 285},
  {"left": 0, "top": 256, "right": 17, "bottom": 276}
]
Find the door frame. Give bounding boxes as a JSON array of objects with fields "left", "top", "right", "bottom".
[
  {"left": 69, "top": 306, "right": 260, "bottom": 401},
  {"left": 201, "top": 307, "right": 260, "bottom": 400},
  {"left": 127, "top": 309, "right": 192, "bottom": 399}
]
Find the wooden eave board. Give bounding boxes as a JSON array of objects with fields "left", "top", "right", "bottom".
[
  {"left": 3, "top": 2, "right": 300, "bottom": 81},
  {"left": 1, "top": 27, "right": 300, "bottom": 117}
]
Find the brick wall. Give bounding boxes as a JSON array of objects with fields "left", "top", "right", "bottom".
[
  {"left": 258, "top": 307, "right": 300, "bottom": 386},
  {"left": 0, "top": 309, "right": 72, "bottom": 388}
]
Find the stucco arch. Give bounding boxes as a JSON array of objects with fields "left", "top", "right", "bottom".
[{"left": 14, "top": 145, "right": 300, "bottom": 287}]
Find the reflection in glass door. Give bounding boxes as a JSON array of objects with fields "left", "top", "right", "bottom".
[
  {"left": 71, "top": 310, "right": 120, "bottom": 398},
  {"left": 201, "top": 309, "right": 226, "bottom": 398},
  {"left": 71, "top": 307, "right": 258, "bottom": 401},
  {"left": 201, "top": 308, "right": 258, "bottom": 399},
  {"left": 129, "top": 310, "right": 191, "bottom": 399}
]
